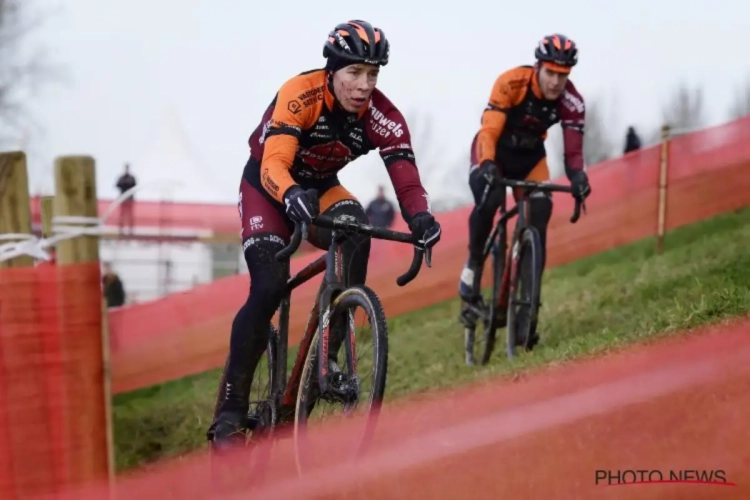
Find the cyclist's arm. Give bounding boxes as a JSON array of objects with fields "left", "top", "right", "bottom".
[
  {"left": 260, "top": 80, "right": 317, "bottom": 202},
  {"left": 559, "top": 87, "right": 586, "bottom": 179},
  {"left": 370, "top": 93, "right": 431, "bottom": 222},
  {"left": 474, "top": 72, "right": 516, "bottom": 166}
]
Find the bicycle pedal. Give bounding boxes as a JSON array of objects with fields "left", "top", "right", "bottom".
[
  {"left": 245, "top": 414, "right": 260, "bottom": 431},
  {"left": 459, "top": 310, "right": 477, "bottom": 329}
]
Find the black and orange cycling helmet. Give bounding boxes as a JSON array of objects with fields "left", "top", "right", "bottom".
[
  {"left": 323, "top": 20, "right": 390, "bottom": 68},
  {"left": 535, "top": 34, "right": 578, "bottom": 74}
]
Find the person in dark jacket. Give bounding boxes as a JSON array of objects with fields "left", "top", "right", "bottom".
[
  {"left": 116, "top": 163, "right": 137, "bottom": 235},
  {"left": 365, "top": 185, "right": 396, "bottom": 228},
  {"left": 102, "top": 262, "right": 126, "bottom": 308},
  {"left": 624, "top": 126, "right": 642, "bottom": 154}
]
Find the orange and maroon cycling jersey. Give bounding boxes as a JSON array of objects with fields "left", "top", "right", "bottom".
[
  {"left": 245, "top": 69, "right": 430, "bottom": 221},
  {"left": 472, "top": 65, "right": 585, "bottom": 178}
]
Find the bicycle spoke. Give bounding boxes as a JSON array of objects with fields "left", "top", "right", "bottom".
[{"left": 294, "top": 285, "right": 388, "bottom": 476}]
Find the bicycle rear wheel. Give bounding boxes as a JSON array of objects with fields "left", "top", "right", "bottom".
[
  {"left": 506, "top": 227, "right": 542, "bottom": 358},
  {"left": 293, "top": 285, "right": 388, "bottom": 476}
]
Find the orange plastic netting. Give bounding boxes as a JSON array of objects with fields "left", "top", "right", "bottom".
[{"left": 0, "top": 262, "right": 109, "bottom": 498}]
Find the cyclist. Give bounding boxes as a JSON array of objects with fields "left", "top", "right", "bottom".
[
  {"left": 208, "top": 19, "right": 442, "bottom": 447},
  {"left": 457, "top": 33, "right": 592, "bottom": 349}
]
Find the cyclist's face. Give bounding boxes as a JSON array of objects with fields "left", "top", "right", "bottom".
[
  {"left": 538, "top": 66, "right": 569, "bottom": 100},
  {"left": 332, "top": 64, "right": 379, "bottom": 112}
]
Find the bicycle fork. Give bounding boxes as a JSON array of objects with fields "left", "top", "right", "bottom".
[{"left": 318, "top": 305, "right": 359, "bottom": 406}]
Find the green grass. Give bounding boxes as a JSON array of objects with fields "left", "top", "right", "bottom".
[{"left": 113, "top": 207, "right": 750, "bottom": 471}]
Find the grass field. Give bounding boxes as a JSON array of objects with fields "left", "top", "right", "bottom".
[{"left": 113, "top": 208, "right": 750, "bottom": 471}]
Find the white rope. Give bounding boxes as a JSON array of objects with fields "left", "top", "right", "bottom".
[
  {"left": 0, "top": 179, "right": 186, "bottom": 264},
  {"left": 0, "top": 216, "right": 113, "bottom": 263}
]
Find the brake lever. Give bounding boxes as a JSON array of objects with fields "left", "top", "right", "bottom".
[{"left": 424, "top": 247, "right": 432, "bottom": 268}]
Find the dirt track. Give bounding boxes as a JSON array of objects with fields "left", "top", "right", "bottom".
[{"left": 81, "top": 317, "right": 750, "bottom": 499}]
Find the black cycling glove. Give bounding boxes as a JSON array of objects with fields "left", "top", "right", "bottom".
[
  {"left": 469, "top": 160, "right": 502, "bottom": 207},
  {"left": 409, "top": 212, "right": 441, "bottom": 250},
  {"left": 479, "top": 160, "right": 500, "bottom": 183},
  {"left": 570, "top": 170, "right": 591, "bottom": 199},
  {"left": 283, "top": 186, "right": 319, "bottom": 225}
]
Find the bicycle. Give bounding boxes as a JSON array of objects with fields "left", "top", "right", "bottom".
[
  {"left": 207, "top": 199, "right": 432, "bottom": 482},
  {"left": 460, "top": 178, "right": 585, "bottom": 365}
]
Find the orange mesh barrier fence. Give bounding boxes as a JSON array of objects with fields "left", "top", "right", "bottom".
[
  {"left": 108, "top": 116, "right": 750, "bottom": 393},
  {"left": 70, "top": 318, "right": 750, "bottom": 499},
  {"left": 29, "top": 197, "right": 240, "bottom": 233},
  {"left": 0, "top": 263, "right": 109, "bottom": 499}
]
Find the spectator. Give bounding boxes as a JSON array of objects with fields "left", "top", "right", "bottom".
[
  {"left": 365, "top": 185, "right": 395, "bottom": 228},
  {"left": 102, "top": 262, "right": 126, "bottom": 308},
  {"left": 624, "top": 126, "right": 642, "bottom": 154},
  {"left": 116, "top": 163, "right": 137, "bottom": 235}
]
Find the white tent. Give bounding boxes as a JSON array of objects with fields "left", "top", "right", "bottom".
[
  {"left": 129, "top": 106, "right": 224, "bottom": 203},
  {"left": 101, "top": 108, "right": 225, "bottom": 304}
]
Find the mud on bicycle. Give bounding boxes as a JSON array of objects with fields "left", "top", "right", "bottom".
[
  {"left": 208, "top": 206, "right": 433, "bottom": 478},
  {"left": 460, "top": 178, "right": 585, "bottom": 365}
]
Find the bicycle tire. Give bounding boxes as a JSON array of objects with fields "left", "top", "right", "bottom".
[
  {"left": 478, "top": 227, "right": 507, "bottom": 365},
  {"left": 293, "top": 285, "right": 388, "bottom": 476},
  {"left": 208, "top": 325, "right": 277, "bottom": 490},
  {"left": 210, "top": 324, "right": 277, "bottom": 427},
  {"left": 506, "top": 227, "right": 542, "bottom": 358}
]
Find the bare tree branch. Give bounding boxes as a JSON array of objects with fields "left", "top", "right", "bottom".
[
  {"left": 635, "top": 129, "right": 656, "bottom": 149},
  {"left": 727, "top": 75, "right": 750, "bottom": 121},
  {"left": 0, "top": 0, "right": 63, "bottom": 144},
  {"left": 661, "top": 83, "right": 706, "bottom": 135},
  {"left": 581, "top": 97, "right": 615, "bottom": 166},
  {"left": 546, "top": 96, "right": 615, "bottom": 172},
  {"left": 405, "top": 109, "right": 472, "bottom": 212}
]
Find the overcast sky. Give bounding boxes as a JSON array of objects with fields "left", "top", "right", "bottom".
[{"left": 15, "top": 0, "right": 750, "bottom": 207}]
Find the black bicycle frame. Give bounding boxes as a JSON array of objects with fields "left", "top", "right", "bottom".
[
  {"left": 480, "top": 179, "right": 584, "bottom": 260},
  {"left": 268, "top": 212, "right": 429, "bottom": 418},
  {"left": 476, "top": 179, "right": 584, "bottom": 308}
]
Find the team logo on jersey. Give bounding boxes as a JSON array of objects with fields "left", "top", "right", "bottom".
[{"left": 298, "top": 141, "right": 353, "bottom": 169}]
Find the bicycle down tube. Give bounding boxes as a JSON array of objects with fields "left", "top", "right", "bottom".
[{"left": 272, "top": 213, "right": 431, "bottom": 415}]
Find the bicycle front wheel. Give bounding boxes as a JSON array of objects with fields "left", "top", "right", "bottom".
[
  {"left": 506, "top": 227, "right": 542, "bottom": 358},
  {"left": 478, "top": 227, "right": 507, "bottom": 365},
  {"left": 293, "top": 285, "right": 388, "bottom": 476}
]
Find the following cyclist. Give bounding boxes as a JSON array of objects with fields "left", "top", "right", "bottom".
[
  {"left": 457, "top": 33, "right": 592, "bottom": 349},
  {"left": 208, "top": 19, "right": 442, "bottom": 448}
]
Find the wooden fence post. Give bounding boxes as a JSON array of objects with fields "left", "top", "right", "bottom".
[
  {"left": 0, "top": 151, "right": 58, "bottom": 497},
  {"left": 656, "top": 124, "right": 671, "bottom": 254},
  {"left": 40, "top": 195, "right": 57, "bottom": 264},
  {"left": 41, "top": 195, "right": 54, "bottom": 237},
  {"left": 53, "top": 155, "right": 114, "bottom": 494},
  {"left": 0, "top": 151, "right": 34, "bottom": 269}
]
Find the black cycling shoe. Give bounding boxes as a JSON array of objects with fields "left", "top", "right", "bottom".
[
  {"left": 207, "top": 410, "right": 247, "bottom": 450},
  {"left": 459, "top": 302, "right": 479, "bottom": 329}
]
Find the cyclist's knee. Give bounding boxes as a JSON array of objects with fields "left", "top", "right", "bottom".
[
  {"left": 320, "top": 199, "right": 371, "bottom": 285},
  {"left": 528, "top": 192, "right": 553, "bottom": 229},
  {"left": 316, "top": 199, "right": 371, "bottom": 249},
  {"left": 243, "top": 232, "right": 288, "bottom": 305},
  {"left": 326, "top": 198, "right": 368, "bottom": 224}
]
